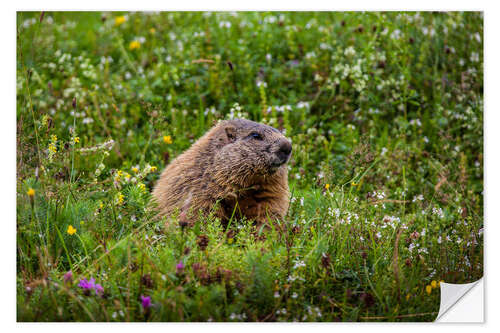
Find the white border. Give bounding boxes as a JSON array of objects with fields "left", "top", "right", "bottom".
[{"left": 4, "top": 0, "right": 498, "bottom": 331}]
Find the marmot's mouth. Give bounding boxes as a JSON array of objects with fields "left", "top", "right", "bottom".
[{"left": 269, "top": 159, "right": 287, "bottom": 171}]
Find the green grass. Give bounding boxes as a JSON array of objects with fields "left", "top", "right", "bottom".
[{"left": 16, "top": 11, "right": 483, "bottom": 322}]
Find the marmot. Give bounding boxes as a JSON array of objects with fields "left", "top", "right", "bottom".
[{"left": 152, "top": 119, "right": 292, "bottom": 227}]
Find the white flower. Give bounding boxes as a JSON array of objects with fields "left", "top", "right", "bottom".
[
  {"left": 305, "top": 51, "right": 316, "bottom": 60},
  {"left": 293, "top": 260, "right": 306, "bottom": 269},
  {"left": 344, "top": 46, "right": 356, "bottom": 56},
  {"left": 256, "top": 80, "right": 267, "bottom": 88},
  {"left": 391, "top": 29, "right": 401, "bottom": 39},
  {"left": 412, "top": 194, "right": 424, "bottom": 202},
  {"left": 409, "top": 243, "right": 415, "bottom": 252}
]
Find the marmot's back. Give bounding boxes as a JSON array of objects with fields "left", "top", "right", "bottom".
[{"left": 152, "top": 119, "right": 292, "bottom": 226}]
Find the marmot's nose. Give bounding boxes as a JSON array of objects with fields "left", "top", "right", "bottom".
[{"left": 278, "top": 140, "right": 292, "bottom": 160}]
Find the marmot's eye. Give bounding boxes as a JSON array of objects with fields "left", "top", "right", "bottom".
[{"left": 250, "top": 132, "right": 263, "bottom": 140}]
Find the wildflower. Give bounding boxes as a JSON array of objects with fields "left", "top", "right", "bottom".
[
  {"left": 431, "top": 280, "right": 438, "bottom": 289},
  {"left": 321, "top": 252, "right": 331, "bottom": 268},
  {"left": 150, "top": 166, "right": 157, "bottom": 172},
  {"left": 63, "top": 270, "right": 73, "bottom": 283},
  {"left": 78, "top": 277, "right": 104, "bottom": 296},
  {"left": 114, "top": 16, "right": 126, "bottom": 26},
  {"left": 197, "top": 235, "right": 209, "bottom": 251},
  {"left": 132, "top": 166, "right": 139, "bottom": 173},
  {"left": 48, "top": 143, "right": 57, "bottom": 153},
  {"left": 325, "top": 183, "right": 330, "bottom": 190},
  {"left": 140, "top": 295, "right": 152, "bottom": 309},
  {"left": 425, "top": 285, "right": 432, "bottom": 295},
  {"left": 360, "top": 292, "right": 375, "bottom": 307},
  {"left": 293, "top": 260, "right": 306, "bottom": 269},
  {"left": 149, "top": 28, "right": 156, "bottom": 34},
  {"left": 67, "top": 225, "right": 77, "bottom": 235},
  {"left": 351, "top": 182, "right": 358, "bottom": 186},
  {"left": 141, "top": 274, "right": 154, "bottom": 288},
  {"left": 116, "top": 192, "right": 124, "bottom": 205},
  {"left": 73, "top": 136, "right": 80, "bottom": 144},
  {"left": 138, "top": 182, "right": 146, "bottom": 193},
  {"left": 406, "top": 293, "right": 411, "bottom": 301},
  {"left": 163, "top": 135, "right": 173, "bottom": 144},
  {"left": 176, "top": 261, "right": 185, "bottom": 275},
  {"left": 129, "top": 40, "right": 141, "bottom": 50},
  {"left": 27, "top": 188, "right": 35, "bottom": 198},
  {"left": 344, "top": 46, "right": 356, "bottom": 56}
]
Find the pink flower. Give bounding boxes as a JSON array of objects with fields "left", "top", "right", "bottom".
[
  {"left": 176, "top": 261, "right": 185, "bottom": 274},
  {"left": 63, "top": 270, "right": 73, "bottom": 283},
  {"left": 78, "top": 277, "right": 104, "bottom": 296},
  {"left": 140, "top": 295, "right": 152, "bottom": 309}
]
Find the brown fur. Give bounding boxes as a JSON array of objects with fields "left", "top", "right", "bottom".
[{"left": 152, "top": 119, "right": 292, "bottom": 226}]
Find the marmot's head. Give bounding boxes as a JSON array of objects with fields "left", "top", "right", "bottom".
[{"left": 210, "top": 119, "right": 292, "bottom": 187}]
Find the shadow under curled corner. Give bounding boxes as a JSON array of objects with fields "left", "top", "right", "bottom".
[{"left": 435, "top": 278, "right": 484, "bottom": 322}]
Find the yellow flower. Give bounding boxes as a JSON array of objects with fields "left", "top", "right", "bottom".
[
  {"left": 351, "top": 182, "right": 358, "bottom": 186},
  {"left": 406, "top": 293, "right": 411, "bottom": 301},
  {"left": 138, "top": 183, "right": 146, "bottom": 193},
  {"left": 431, "top": 280, "right": 438, "bottom": 289},
  {"left": 67, "top": 225, "right": 77, "bottom": 235},
  {"left": 132, "top": 167, "right": 139, "bottom": 173},
  {"left": 227, "top": 238, "right": 234, "bottom": 245},
  {"left": 325, "top": 183, "right": 330, "bottom": 190},
  {"left": 151, "top": 166, "right": 157, "bottom": 172},
  {"left": 114, "top": 16, "right": 126, "bottom": 26},
  {"left": 27, "top": 188, "right": 35, "bottom": 197},
  {"left": 73, "top": 136, "right": 80, "bottom": 144},
  {"left": 129, "top": 40, "right": 141, "bottom": 50},
  {"left": 99, "top": 202, "right": 104, "bottom": 209},
  {"left": 51, "top": 134, "right": 58, "bottom": 142},
  {"left": 48, "top": 143, "right": 57, "bottom": 154},
  {"left": 149, "top": 28, "right": 156, "bottom": 34},
  {"left": 117, "top": 193, "right": 124, "bottom": 205},
  {"left": 163, "top": 135, "right": 173, "bottom": 144},
  {"left": 425, "top": 285, "right": 432, "bottom": 295}
]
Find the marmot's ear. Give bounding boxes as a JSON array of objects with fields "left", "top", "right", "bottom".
[{"left": 224, "top": 126, "right": 237, "bottom": 143}]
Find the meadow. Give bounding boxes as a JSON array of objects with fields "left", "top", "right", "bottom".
[{"left": 16, "top": 11, "right": 483, "bottom": 322}]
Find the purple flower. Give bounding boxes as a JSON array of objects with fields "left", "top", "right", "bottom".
[
  {"left": 140, "top": 295, "right": 152, "bottom": 309},
  {"left": 94, "top": 283, "right": 104, "bottom": 295},
  {"left": 78, "top": 277, "right": 103, "bottom": 296},
  {"left": 176, "top": 261, "right": 185, "bottom": 274},
  {"left": 78, "top": 278, "right": 92, "bottom": 289},
  {"left": 63, "top": 270, "right": 73, "bottom": 283}
]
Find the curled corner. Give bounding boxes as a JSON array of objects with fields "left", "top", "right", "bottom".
[{"left": 435, "top": 278, "right": 484, "bottom": 322}]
